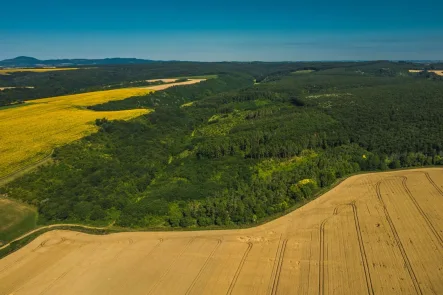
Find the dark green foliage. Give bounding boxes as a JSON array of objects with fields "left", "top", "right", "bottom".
[
  {"left": 0, "top": 61, "right": 351, "bottom": 107},
  {"left": 4, "top": 61, "right": 443, "bottom": 229}
]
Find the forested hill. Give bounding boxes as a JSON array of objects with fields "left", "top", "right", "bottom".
[
  {"left": 2, "top": 60, "right": 436, "bottom": 107},
  {"left": 0, "top": 61, "right": 330, "bottom": 106},
  {"left": 2, "top": 62, "right": 443, "bottom": 229},
  {"left": 0, "top": 56, "right": 156, "bottom": 67}
]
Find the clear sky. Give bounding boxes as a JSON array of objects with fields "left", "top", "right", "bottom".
[{"left": 1, "top": 0, "right": 442, "bottom": 61}]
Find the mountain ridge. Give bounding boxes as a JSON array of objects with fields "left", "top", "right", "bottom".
[{"left": 0, "top": 56, "right": 158, "bottom": 67}]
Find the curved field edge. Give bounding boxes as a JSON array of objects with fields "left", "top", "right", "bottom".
[
  {"left": 2, "top": 166, "right": 440, "bottom": 260},
  {"left": 0, "top": 198, "right": 37, "bottom": 246},
  {"left": 0, "top": 225, "right": 116, "bottom": 259}
]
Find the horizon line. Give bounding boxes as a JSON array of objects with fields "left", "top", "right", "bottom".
[{"left": 1, "top": 56, "right": 442, "bottom": 64}]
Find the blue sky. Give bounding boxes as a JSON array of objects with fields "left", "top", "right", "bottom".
[{"left": 1, "top": 0, "right": 442, "bottom": 61}]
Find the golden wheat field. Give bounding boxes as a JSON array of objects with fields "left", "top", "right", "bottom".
[
  {"left": 0, "top": 88, "right": 152, "bottom": 177},
  {"left": 0, "top": 68, "right": 80, "bottom": 75},
  {"left": 409, "top": 69, "right": 443, "bottom": 76},
  {"left": 0, "top": 168, "right": 442, "bottom": 295}
]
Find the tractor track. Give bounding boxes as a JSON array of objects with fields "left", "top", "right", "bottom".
[
  {"left": 318, "top": 207, "right": 339, "bottom": 295},
  {"left": 376, "top": 181, "right": 423, "bottom": 295},
  {"left": 401, "top": 176, "right": 443, "bottom": 248},
  {"left": 226, "top": 242, "right": 253, "bottom": 295},
  {"left": 268, "top": 236, "right": 288, "bottom": 295},
  {"left": 146, "top": 237, "right": 195, "bottom": 295},
  {"left": 423, "top": 171, "right": 443, "bottom": 197},
  {"left": 349, "top": 202, "right": 374, "bottom": 295},
  {"left": 185, "top": 239, "right": 222, "bottom": 295}
]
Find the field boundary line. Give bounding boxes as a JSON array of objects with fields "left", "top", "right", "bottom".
[
  {"left": 401, "top": 176, "right": 443, "bottom": 248},
  {"left": 268, "top": 236, "right": 288, "bottom": 295},
  {"left": 185, "top": 239, "right": 222, "bottom": 295},
  {"left": 423, "top": 171, "right": 443, "bottom": 197},
  {"left": 146, "top": 237, "right": 195, "bottom": 295},
  {"left": 349, "top": 202, "right": 374, "bottom": 295},
  {"left": 226, "top": 242, "right": 253, "bottom": 295},
  {"left": 376, "top": 181, "right": 423, "bottom": 295},
  {"left": 0, "top": 223, "right": 113, "bottom": 251},
  {"left": 0, "top": 150, "right": 54, "bottom": 186}
]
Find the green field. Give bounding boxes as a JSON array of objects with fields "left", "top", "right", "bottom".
[{"left": 0, "top": 198, "right": 37, "bottom": 245}]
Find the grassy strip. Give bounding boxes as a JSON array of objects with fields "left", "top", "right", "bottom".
[
  {"left": 0, "top": 209, "right": 37, "bottom": 244},
  {"left": 0, "top": 226, "right": 118, "bottom": 259},
  {"left": 0, "top": 151, "right": 54, "bottom": 185},
  {"left": 0, "top": 197, "right": 38, "bottom": 244}
]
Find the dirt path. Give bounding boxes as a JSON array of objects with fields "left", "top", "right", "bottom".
[
  {"left": 1, "top": 168, "right": 442, "bottom": 294},
  {"left": 140, "top": 79, "right": 206, "bottom": 90},
  {"left": 0, "top": 223, "right": 111, "bottom": 251},
  {"left": 0, "top": 78, "right": 206, "bottom": 186},
  {"left": 0, "top": 151, "right": 53, "bottom": 186}
]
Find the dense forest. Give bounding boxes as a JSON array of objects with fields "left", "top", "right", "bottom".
[
  {"left": 0, "top": 61, "right": 321, "bottom": 106},
  {"left": 0, "top": 60, "right": 426, "bottom": 107},
  {"left": 2, "top": 61, "right": 443, "bottom": 228}
]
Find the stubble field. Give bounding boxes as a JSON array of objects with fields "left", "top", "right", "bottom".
[
  {"left": 0, "top": 68, "right": 80, "bottom": 75},
  {"left": 409, "top": 69, "right": 443, "bottom": 76},
  {"left": 1, "top": 168, "right": 442, "bottom": 295}
]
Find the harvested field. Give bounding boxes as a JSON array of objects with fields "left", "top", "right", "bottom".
[
  {"left": 141, "top": 79, "right": 206, "bottom": 91},
  {"left": 0, "top": 68, "right": 79, "bottom": 75},
  {"left": 1, "top": 168, "right": 442, "bottom": 294},
  {"left": 0, "top": 87, "right": 34, "bottom": 91},
  {"left": 0, "top": 79, "right": 204, "bottom": 177},
  {"left": 146, "top": 78, "right": 178, "bottom": 83},
  {"left": 409, "top": 69, "right": 443, "bottom": 76}
]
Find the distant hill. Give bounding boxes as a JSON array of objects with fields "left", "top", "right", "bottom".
[{"left": 0, "top": 56, "right": 157, "bottom": 67}]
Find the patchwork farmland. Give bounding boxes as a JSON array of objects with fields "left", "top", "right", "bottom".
[
  {"left": 1, "top": 168, "right": 442, "bottom": 295},
  {"left": 0, "top": 79, "right": 204, "bottom": 178},
  {"left": 0, "top": 68, "right": 80, "bottom": 75}
]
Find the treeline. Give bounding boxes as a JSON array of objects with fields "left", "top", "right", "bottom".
[
  {"left": 0, "top": 61, "right": 335, "bottom": 107},
  {"left": 0, "top": 60, "right": 424, "bottom": 107},
  {"left": 90, "top": 73, "right": 253, "bottom": 111},
  {"left": 3, "top": 62, "right": 443, "bottom": 229}
]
